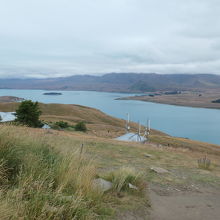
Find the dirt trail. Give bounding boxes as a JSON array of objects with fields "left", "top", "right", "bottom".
[{"left": 149, "top": 184, "right": 220, "bottom": 220}]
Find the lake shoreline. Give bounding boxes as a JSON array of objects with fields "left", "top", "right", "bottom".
[
  {"left": 0, "top": 96, "right": 25, "bottom": 103},
  {"left": 117, "top": 91, "right": 220, "bottom": 110},
  {"left": 0, "top": 89, "right": 220, "bottom": 145}
]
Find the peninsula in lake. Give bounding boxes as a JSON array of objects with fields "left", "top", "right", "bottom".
[
  {"left": 117, "top": 90, "right": 220, "bottom": 109},
  {"left": 0, "top": 96, "right": 24, "bottom": 103}
]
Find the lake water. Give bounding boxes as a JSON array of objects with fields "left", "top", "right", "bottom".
[{"left": 0, "top": 89, "right": 220, "bottom": 145}]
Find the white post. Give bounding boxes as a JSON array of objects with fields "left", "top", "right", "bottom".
[
  {"left": 138, "top": 121, "right": 141, "bottom": 136},
  {"left": 148, "top": 119, "right": 151, "bottom": 132}
]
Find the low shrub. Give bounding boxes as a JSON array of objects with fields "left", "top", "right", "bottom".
[
  {"left": 55, "top": 121, "right": 69, "bottom": 129},
  {"left": 75, "top": 121, "right": 87, "bottom": 132}
]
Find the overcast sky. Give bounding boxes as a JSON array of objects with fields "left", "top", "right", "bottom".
[{"left": 0, "top": 0, "right": 219, "bottom": 78}]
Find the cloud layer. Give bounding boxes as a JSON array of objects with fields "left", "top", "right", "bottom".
[{"left": 0, "top": 0, "right": 220, "bottom": 78}]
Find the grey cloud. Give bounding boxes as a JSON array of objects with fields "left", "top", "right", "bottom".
[{"left": 0, "top": 0, "right": 220, "bottom": 78}]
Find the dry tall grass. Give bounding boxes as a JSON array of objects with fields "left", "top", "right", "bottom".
[
  {"left": 0, "top": 125, "right": 108, "bottom": 219},
  {"left": 0, "top": 124, "right": 146, "bottom": 220},
  {"left": 105, "top": 167, "right": 145, "bottom": 193}
]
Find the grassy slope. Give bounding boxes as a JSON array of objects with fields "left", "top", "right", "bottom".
[
  {"left": 1, "top": 125, "right": 220, "bottom": 219},
  {"left": 0, "top": 102, "right": 165, "bottom": 138},
  {"left": 0, "top": 102, "right": 220, "bottom": 219},
  {"left": 0, "top": 125, "right": 149, "bottom": 220},
  {"left": 0, "top": 102, "right": 219, "bottom": 155}
]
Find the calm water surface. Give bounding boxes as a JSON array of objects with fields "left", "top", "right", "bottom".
[{"left": 0, "top": 89, "right": 220, "bottom": 145}]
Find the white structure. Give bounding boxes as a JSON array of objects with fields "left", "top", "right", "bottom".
[
  {"left": 125, "top": 113, "right": 130, "bottom": 132},
  {"left": 42, "top": 124, "right": 51, "bottom": 129},
  {"left": 116, "top": 132, "right": 146, "bottom": 142},
  {"left": 0, "top": 112, "right": 16, "bottom": 122},
  {"left": 116, "top": 114, "right": 150, "bottom": 143}
]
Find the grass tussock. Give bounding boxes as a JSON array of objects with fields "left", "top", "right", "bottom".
[
  {"left": 0, "top": 125, "right": 112, "bottom": 220},
  {"left": 105, "top": 167, "right": 146, "bottom": 193},
  {"left": 198, "top": 156, "right": 211, "bottom": 170}
]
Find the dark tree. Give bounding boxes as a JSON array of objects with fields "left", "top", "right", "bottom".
[{"left": 15, "top": 100, "right": 42, "bottom": 127}]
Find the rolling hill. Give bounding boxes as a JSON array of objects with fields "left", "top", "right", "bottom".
[{"left": 1, "top": 73, "right": 220, "bottom": 92}]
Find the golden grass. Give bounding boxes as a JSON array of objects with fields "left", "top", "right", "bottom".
[
  {"left": 1, "top": 102, "right": 220, "bottom": 219},
  {"left": 105, "top": 167, "right": 146, "bottom": 193},
  {"left": 0, "top": 123, "right": 220, "bottom": 219},
  {"left": 0, "top": 102, "right": 166, "bottom": 138},
  {"left": 0, "top": 125, "right": 147, "bottom": 220},
  {"left": 150, "top": 135, "right": 220, "bottom": 155}
]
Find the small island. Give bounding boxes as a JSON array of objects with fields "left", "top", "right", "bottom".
[{"left": 43, "top": 92, "right": 62, "bottom": 96}]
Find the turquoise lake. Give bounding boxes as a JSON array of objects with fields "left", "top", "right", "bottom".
[{"left": 0, "top": 89, "right": 220, "bottom": 145}]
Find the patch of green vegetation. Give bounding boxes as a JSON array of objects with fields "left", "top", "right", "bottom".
[
  {"left": 50, "top": 121, "right": 87, "bottom": 132},
  {"left": 54, "top": 121, "right": 70, "bottom": 128},
  {"left": 75, "top": 121, "right": 87, "bottom": 132}
]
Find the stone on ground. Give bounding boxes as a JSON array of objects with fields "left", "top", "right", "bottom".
[
  {"left": 151, "top": 167, "right": 169, "bottom": 174},
  {"left": 93, "top": 178, "right": 113, "bottom": 192},
  {"left": 128, "top": 183, "right": 138, "bottom": 190}
]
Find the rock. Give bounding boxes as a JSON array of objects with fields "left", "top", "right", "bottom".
[
  {"left": 93, "top": 178, "right": 113, "bottom": 192},
  {"left": 150, "top": 167, "right": 169, "bottom": 174},
  {"left": 128, "top": 183, "right": 138, "bottom": 190},
  {"left": 199, "top": 169, "right": 210, "bottom": 175},
  {"left": 157, "top": 144, "right": 163, "bottom": 148},
  {"left": 144, "top": 153, "right": 152, "bottom": 158}
]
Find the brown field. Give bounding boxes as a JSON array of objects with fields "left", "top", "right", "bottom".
[
  {"left": 0, "top": 102, "right": 165, "bottom": 138},
  {"left": 120, "top": 90, "right": 220, "bottom": 109}
]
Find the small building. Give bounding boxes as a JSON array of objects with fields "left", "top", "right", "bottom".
[
  {"left": 0, "top": 112, "right": 16, "bottom": 122},
  {"left": 116, "top": 132, "right": 147, "bottom": 143},
  {"left": 42, "top": 124, "right": 51, "bottom": 129},
  {"left": 115, "top": 113, "right": 150, "bottom": 143}
]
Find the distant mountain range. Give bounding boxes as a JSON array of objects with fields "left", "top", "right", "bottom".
[{"left": 0, "top": 73, "right": 220, "bottom": 92}]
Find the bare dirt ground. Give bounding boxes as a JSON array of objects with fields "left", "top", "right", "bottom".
[{"left": 149, "top": 184, "right": 220, "bottom": 220}]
